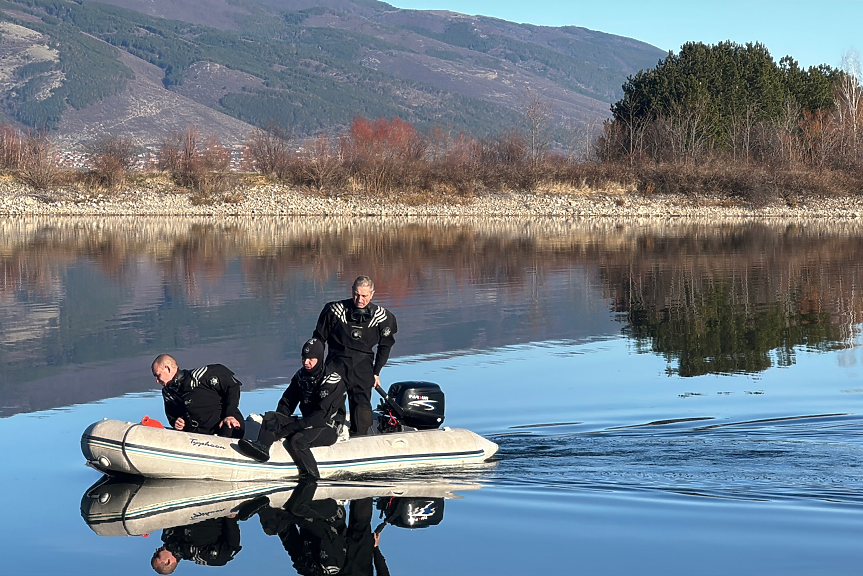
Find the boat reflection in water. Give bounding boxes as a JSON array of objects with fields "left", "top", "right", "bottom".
[{"left": 82, "top": 475, "right": 473, "bottom": 574}]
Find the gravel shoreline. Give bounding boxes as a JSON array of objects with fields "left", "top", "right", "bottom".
[{"left": 2, "top": 180, "right": 863, "bottom": 219}]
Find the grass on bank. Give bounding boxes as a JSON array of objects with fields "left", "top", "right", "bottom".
[
  {"left": 3, "top": 125, "right": 863, "bottom": 208},
  {"left": 7, "top": 160, "right": 862, "bottom": 210}
]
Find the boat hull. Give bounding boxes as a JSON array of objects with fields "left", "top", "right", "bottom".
[{"left": 81, "top": 418, "right": 498, "bottom": 481}]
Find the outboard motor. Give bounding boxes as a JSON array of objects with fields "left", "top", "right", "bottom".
[{"left": 375, "top": 381, "right": 445, "bottom": 432}]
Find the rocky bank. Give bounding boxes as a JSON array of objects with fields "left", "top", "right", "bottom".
[{"left": 1, "top": 178, "right": 863, "bottom": 219}]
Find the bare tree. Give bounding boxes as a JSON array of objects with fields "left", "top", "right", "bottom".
[
  {"left": 245, "top": 121, "right": 292, "bottom": 177},
  {"left": 665, "top": 92, "right": 712, "bottom": 165},
  {"left": 0, "top": 124, "right": 23, "bottom": 170},
  {"left": 837, "top": 49, "right": 862, "bottom": 165},
  {"left": 520, "top": 87, "right": 554, "bottom": 167},
  {"left": 727, "top": 104, "right": 758, "bottom": 163},
  {"left": 160, "top": 127, "right": 234, "bottom": 201},
  {"left": 567, "top": 104, "right": 605, "bottom": 162},
  {"left": 88, "top": 136, "right": 137, "bottom": 190},
  {"left": 300, "top": 134, "right": 343, "bottom": 190},
  {"left": 613, "top": 92, "right": 648, "bottom": 165}
]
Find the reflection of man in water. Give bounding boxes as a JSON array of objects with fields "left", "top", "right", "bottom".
[
  {"left": 256, "top": 480, "right": 347, "bottom": 576},
  {"left": 343, "top": 498, "right": 390, "bottom": 576},
  {"left": 150, "top": 516, "right": 241, "bottom": 574}
]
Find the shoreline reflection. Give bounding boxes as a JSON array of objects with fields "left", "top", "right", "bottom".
[{"left": 4, "top": 217, "right": 863, "bottom": 416}]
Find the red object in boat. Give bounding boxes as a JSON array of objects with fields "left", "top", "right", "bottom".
[{"left": 140, "top": 416, "right": 164, "bottom": 429}]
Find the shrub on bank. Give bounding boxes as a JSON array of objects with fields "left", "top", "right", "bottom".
[
  {"left": 3, "top": 113, "right": 863, "bottom": 207},
  {"left": 86, "top": 136, "right": 137, "bottom": 191}
]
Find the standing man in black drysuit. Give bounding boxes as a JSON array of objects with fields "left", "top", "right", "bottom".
[
  {"left": 152, "top": 354, "right": 245, "bottom": 438},
  {"left": 313, "top": 275, "right": 397, "bottom": 436},
  {"left": 237, "top": 338, "right": 346, "bottom": 479}
]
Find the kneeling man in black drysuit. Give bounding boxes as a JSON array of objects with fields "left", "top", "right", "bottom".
[{"left": 237, "top": 338, "right": 346, "bottom": 479}]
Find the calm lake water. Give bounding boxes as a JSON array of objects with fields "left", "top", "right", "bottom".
[{"left": 2, "top": 216, "right": 863, "bottom": 575}]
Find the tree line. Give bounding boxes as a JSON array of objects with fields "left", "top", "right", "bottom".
[
  {"left": 4, "top": 40, "right": 863, "bottom": 204},
  {"left": 600, "top": 41, "right": 863, "bottom": 171}
]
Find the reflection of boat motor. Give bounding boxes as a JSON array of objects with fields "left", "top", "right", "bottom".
[
  {"left": 375, "top": 381, "right": 445, "bottom": 433},
  {"left": 375, "top": 497, "right": 445, "bottom": 532}
]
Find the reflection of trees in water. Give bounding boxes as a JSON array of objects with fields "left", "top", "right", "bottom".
[
  {"left": 3, "top": 218, "right": 863, "bottom": 381},
  {"left": 598, "top": 225, "right": 863, "bottom": 376},
  {"left": 239, "top": 225, "right": 549, "bottom": 300}
]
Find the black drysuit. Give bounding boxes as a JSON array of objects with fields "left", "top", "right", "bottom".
[
  {"left": 258, "top": 365, "right": 346, "bottom": 478},
  {"left": 161, "top": 364, "right": 245, "bottom": 438},
  {"left": 313, "top": 299, "right": 397, "bottom": 435}
]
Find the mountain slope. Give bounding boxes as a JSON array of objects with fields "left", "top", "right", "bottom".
[{"left": 0, "top": 0, "right": 665, "bottom": 150}]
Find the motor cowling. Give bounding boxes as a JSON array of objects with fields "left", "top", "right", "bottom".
[
  {"left": 378, "top": 497, "right": 445, "bottom": 529},
  {"left": 386, "top": 381, "right": 445, "bottom": 429}
]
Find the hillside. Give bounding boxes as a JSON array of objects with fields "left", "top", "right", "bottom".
[{"left": 0, "top": 0, "right": 666, "bottom": 151}]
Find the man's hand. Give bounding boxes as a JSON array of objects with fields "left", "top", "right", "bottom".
[
  {"left": 374, "top": 375, "right": 381, "bottom": 388},
  {"left": 173, "top": 417, "right": 186, "bottom": 431},
  {"left": 220, "top": 416, "right": 241, "bottom": 429}
]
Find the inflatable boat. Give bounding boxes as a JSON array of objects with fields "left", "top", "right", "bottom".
[
  {"left": 81, "top": 382, "right": 498, "bottom": 481},
  {"left": 82, "top": 475, "right": 477, "bottom": 537}
]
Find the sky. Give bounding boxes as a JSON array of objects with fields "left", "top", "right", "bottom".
[{"left": 388, "top": 0, "right": 859, "bottom": 70}]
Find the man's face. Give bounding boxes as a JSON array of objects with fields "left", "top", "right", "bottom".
[
  {"left": 303, "top": 357, "right": 318, "bottom": 371},
  {"left": 353, "top": 285, "right": 374, "bottom": 309},
  {"left": 151, "top": 548, "right": 178, "bottom": 574},
  {"left": 152, "top": 362, "right": 177, "bottom": 386}
]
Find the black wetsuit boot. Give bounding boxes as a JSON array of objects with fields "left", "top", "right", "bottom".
[{"left": 237, "top": 429, "right": 277, "bottom": 462}]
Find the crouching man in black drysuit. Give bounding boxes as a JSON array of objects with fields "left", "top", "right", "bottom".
[
  {"left": 153, "top": 354, "right": 245, "bottom": 439},
  {"left": 237, "top": 338, "right": 346, "bottom": 479},
  {"left": 150, "top": 516, "right": 241, "bottom": 574}
]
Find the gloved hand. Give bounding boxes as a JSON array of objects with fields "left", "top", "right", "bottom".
[{"left": 285, "top": 419, "right": 305, "bottom": 434}]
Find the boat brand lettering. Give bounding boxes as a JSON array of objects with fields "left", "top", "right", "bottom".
[
  {"left": 189, "top": 438, "right": 226, "bottom": 450},
  {"left": 191, "top": 507, "right": 225, "bottom": 520},
  {"left": 408, "top": 500, "right": 437, "bottom": 524},
  {"left": 408, "top": 400, "right": 437, "bottom": 411}
]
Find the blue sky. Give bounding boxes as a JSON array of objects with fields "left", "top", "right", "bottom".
[{"left": 389, "top": 0, "right": 858, "bottom": 70}]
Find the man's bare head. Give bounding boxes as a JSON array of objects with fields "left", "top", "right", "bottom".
[
  {"left": 152, "top": 354, "right": 178, "bottom": 386},
  {"left": 352, "top": 276, "right": 375, "bottom": 309},
  {"left": 151, "top": 547, "right": 178, "bottom": 574}
]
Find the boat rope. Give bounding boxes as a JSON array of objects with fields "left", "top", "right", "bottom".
[{"left": 122, "top": 424, "right": 144, "bottom": 477}]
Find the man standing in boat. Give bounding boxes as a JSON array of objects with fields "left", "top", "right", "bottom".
[
  {"left": 237, "top": 338, "right": 346, "bottom": 479},
  {"left": 313, "top": 275, "right": 398, "bottom": 436},
  {"left": 152, "top": 354, "right": 245, "bottom": 438}
]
